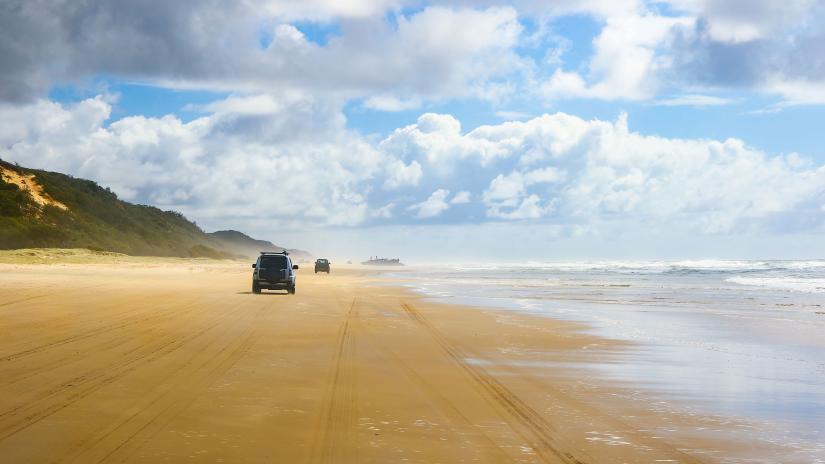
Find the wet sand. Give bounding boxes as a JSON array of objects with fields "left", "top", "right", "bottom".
[{"left": 0, "top": 256, "right": 791, "bottom": 463}]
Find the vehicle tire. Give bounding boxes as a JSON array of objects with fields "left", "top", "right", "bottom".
[
  {"left": 252, "top": 282, "right": 261, "bottom": 294},
  {"left": 288, "top": 285, "right": 296, "bottom": 295}
]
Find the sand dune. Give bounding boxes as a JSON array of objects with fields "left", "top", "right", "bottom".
[
  {"left": 0, "top": 258, "right": 786, "bottom": 463},
  {"left": 0, "top": 167, "right": 68, "bottom": 211}
]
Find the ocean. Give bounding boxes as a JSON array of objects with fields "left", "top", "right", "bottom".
[{"left": 397, "top": 260, "right": 825, "bottom": 461}]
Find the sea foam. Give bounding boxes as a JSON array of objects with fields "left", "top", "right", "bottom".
[{"left": 726, "top": 276, "right": 825, "bottom": 293}]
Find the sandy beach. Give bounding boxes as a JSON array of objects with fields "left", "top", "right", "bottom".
[
  {"left": 4, "top": 0, "right": 825, "bottom": 461},
  {"left": 0, "top": 254, "right": 796, "bottom": 463}
]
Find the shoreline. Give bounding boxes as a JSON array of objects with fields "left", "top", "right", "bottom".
[
  {"left": 0, "top": 254, "right": 812, "bottom": 462},
  {"left": 384, "top": 264, "right": 825, "bottom": 462},
  {"left": 373, "top": 268, "right": 825, "bottom": 463}
]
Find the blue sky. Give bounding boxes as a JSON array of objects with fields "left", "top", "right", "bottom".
[
  {"left": 45, "top": 9, "right": 825, "bottom": 160},
  {"left": 3, "top": 0, "right": 825, "bottom": 260},
  {"left": 47, "top": 73, "right": 825, "bottom": 161}
]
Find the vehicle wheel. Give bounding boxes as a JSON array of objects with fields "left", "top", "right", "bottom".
[
  {"left": 288, "top": 285, "right": 296, "bottom": 295},
  {"left": 252, "top": 282, "right": 261, "bottom": 294}
]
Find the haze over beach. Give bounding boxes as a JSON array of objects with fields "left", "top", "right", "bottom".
[{"left": 2, "top": 1, "right": 825, "bottom": 463}]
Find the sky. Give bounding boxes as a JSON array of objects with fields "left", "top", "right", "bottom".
[{"left": 1, "top": 0, "right": 825, "bottom": 262}]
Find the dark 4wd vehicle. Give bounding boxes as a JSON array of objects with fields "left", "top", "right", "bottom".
[
  {"left": 314, "top": 258, "right": 330, "bottom": 274},
  {"left": 252, "top": 252, "right": 298, "bottom": 294}
]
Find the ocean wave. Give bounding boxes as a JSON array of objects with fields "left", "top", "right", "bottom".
[
  {"left": 443, "top": 260, "right": 825, "bottom": 275},
  {"left": 726, "top": 276, "right": 825, "bottom": 293}
]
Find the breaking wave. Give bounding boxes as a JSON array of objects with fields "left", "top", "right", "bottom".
[{"left": 726, "top": 276, "right": 825, "bottom": 293}]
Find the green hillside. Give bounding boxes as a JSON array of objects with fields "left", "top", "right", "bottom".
[{"left": 0, "top": 159, "right": 234, "bottom": 258}]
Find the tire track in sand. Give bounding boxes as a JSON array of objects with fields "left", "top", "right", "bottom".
[
  {"left": 311, "top": 297, "right": 359, "bottom": 464},
  {"left": 72, "top": 302, "right": 266, "bottom": 464},
  {"left": 0, "top": 297, "right": 219, "bottom": 415},
  {"left": 400, "top": 302, "right": 588, "bottom": 464},
  {"left": 0, "top": 301, "right": 242, "bottom": 442},
  {"left": 360, "top": 318, "right": 513, "bottom": 461},
  {"left": 0, "top": 290, "right": 195, "bottom": 364},
  {"left": 0, "top": 284, "right": 106, "bottom": 309},
  {"left": 0, "top": 296, "right": 206, "bottom": 388}
]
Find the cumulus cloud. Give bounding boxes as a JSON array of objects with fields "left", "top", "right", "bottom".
[
  {"left": 381, "top": 112, "right": 591, "bottom": 170},
  {"left": 543, "top": 14, "right": 695, "bottom": 101},
  {"left": 0, "top": 93, "right": 390, "bottom": 229},
  {"left": 383, "top": 159, "right": 423, "bottom": 189},
  {"left": 532, "top": 0, "right": 825, "bottom": 106},
  {"left": 0, "top": 2, "right": 527, "bottom": 106},
  {"left": 663, "top": 0, "right": 820, "bottom": 43},
  {"left": 2, "top": 96, "right": 824, "bottom": 236},
  {"left": 371, "top": 202, "right": 396, "bottom": 219},
  {"left": 482, "top": 168, "right": 561, "bottom": 219},
  {"left": 451, "top": 191, "right": 471, "bottom": 204},
  {"left": 408, "top": 189, "right": 452, "bottom": 218},
  {"left": 379, "top": 111, "right": 825, "bottom": 233},
  {"left": 4, "top": 0, "right": 825, "bottom": 107},
  {"left": 380, "top": 112, "right": 527, "bottom": 168}
]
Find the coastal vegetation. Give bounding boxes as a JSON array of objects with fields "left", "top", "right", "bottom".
[{"left": 0, "top": 159, "right": 306, "bottom": 259}]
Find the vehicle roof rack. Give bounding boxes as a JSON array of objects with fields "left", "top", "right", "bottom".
[{"left": 260, "top": 250, "right": 289, "bottom": 256}]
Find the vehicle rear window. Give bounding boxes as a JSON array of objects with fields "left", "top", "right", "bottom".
[{"left": 260, "top": 256, "right": 288, "bottom": 269}]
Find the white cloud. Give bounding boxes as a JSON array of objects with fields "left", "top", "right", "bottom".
[
  {"left": 381, "top": 111, "right": 825, "bottom": 233},
  {"left": 408, "top": 189, "right": 451, "bottom": 218},
  {"left": 4, "top": 0, "right": 825, "bottom": 109},
  {"left": 379, "top": 113, "right": 489, "bottom": 169},
  {"left": 762, "top": 78, "right": 825, "bottom": 107},
  {"left": 493, "top": 194, "right": 553, "bottom": 219},
  {"left": 494, "top": 110, "right": 531, "bottom": 120},
  {"left": 2, "top": 97, "right": 824, "bottom": 238},
  {"left": 653, "top": 94, "right": 735, "bottom": 107},
  {"left": 563, "top": 123, "right": 825, "bottom": 233},
  {"left": 383, "top": 159, "right": 423, "bottom": 189},
  {"left": 484, "top": 173, "right": 526, "bottom": 204},
  {"left": 438, "top": 0, "right": 643, "bottom": 19},
  {"left": 5, "top": 0, "right": 825, "bottom": 109},
  {"left": 482, "top": 168, "right": 561, "bottom": 219},
  {"left": 543, "top": 14, "right": 695, "bottom": 101},
  {"left": 0, "top": 97, "right": 111, "bottom": 150},
  {"left": 541, "top": 70, "right": 588, "bottom": 99},
  {"left": 524, "top": 166, "right": 565, "bottom": 184},
  {"left": 381, "top": 112, "right": 592, "bottom": 169},
  {"left": 199, "top": 94, "right": 286, "bottom": 115},
  {"left": 257, "top": 5, "right": 528, "bottom": 103},
  {"left": 362, "top": 95, "right": 422, "bottom": 111},
  {"left": 533, "top": 1, "right": 825, "bottom": 107},
  {"left": 662, "top": 0, "right": 820, "bottom": 43},
  {"left": 0, "top": 94, "right": 392, "bottom": 229},
  {"left": 0, "top": 4, "right": 528, "bottom": 106},
  {"left": 450, "top": 190, "right": 471, "bottom": 204},
  {"left": 260, "top": 0, "right": 402, "bottom": 21},
  {"left": 371, "top": 202, "right": 396, "bottom": 218}
]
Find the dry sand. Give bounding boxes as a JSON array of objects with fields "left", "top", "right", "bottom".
[{"left": 0, "top": 253, "right": 786, "bottom": 463}]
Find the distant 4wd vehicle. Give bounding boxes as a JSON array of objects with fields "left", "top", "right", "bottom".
[
  {"left": 252, "top": 251, "right": 298, "bottom": 294},
  {"left": 314, "top": 258, "right": 331, "bottom": 274}
]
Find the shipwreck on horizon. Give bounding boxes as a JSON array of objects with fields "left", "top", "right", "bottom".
[{"left": 361, "top": 256, "right": 404, "bottom": 266}]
